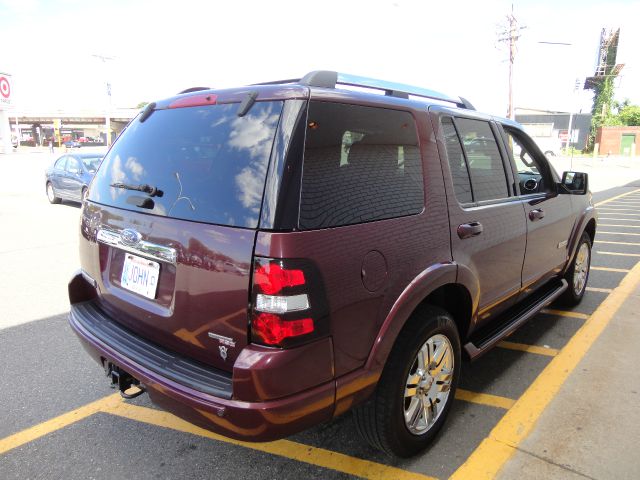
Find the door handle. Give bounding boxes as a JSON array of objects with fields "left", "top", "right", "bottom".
[
  {"left": 529, "top": 209, "right": 545, "bottom": 221},
  {"left": 457, "top": 221, "right": 483, "bottom": 239}
]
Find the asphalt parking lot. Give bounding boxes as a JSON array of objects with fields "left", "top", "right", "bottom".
[{"left": 2, "top": 151, "right": 640, "bottom": 480}]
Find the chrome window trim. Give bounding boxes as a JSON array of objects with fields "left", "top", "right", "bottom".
[{"left": 96, "top": 228, "right": 177, "bottom": 265}]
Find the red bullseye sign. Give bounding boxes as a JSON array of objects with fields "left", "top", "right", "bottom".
[{"left": 0, "top": 76, "right": 10, "bottom": 98}]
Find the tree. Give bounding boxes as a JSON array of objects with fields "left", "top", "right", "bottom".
[
  {"left": 136, "top": 101, "right": 149, "bottom": 109},
  {"left": 588, "top": 76, "right": 617, "bottom": 147},
  {"left": 618, "top": 105, "right": 640, "bottom": 126}
]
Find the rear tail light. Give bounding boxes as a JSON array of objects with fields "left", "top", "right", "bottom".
[
  {"left": 250, "top": 258, "right": 328, "bottom": 348},
  {"left": 252, "top": 314, "right": 314, "bottom": 346},
  {"left": 253, "top": 263, "right": 305, "bottom": 295}
]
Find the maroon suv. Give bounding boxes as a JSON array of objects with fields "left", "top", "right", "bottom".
[{"left": 69, "top": 71, "right": 596, "bottom": 457}]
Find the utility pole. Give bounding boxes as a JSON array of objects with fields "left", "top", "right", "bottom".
[
  {"left": 92, "top": 54, "right": 115, "bottom": 146},
  {"left": 498, "top": 5, "right": 526, "bottom": 119}
]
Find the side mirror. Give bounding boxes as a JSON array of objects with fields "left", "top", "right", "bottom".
[{"left": 561, "top": 171, "right": 588, "bottom": 195}]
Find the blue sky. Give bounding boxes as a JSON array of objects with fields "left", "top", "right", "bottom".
[{"left": 1, "top": 0, "right": 638, "bottom": 116}]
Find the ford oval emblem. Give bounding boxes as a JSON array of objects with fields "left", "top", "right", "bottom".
[{"left": 121, "top": 228, "right": 142, "bottom": 246}]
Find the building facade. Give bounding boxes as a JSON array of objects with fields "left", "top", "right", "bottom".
[
  {"left": 596, "top": 126, "right": 640, "bottom": 156},
  {"left": 515, "top": 108, "right": 592, "bottom": 152}
]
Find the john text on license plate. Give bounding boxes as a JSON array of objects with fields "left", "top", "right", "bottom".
[{"left": 121, "top": 254, "right": 160, "bottom": 299}]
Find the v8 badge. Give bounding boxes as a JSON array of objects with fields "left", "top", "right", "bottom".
[{"left": 219, "top": 345, "right": 228, "bottom": 361}]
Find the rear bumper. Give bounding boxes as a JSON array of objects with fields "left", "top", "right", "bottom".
[{"left": 69, "top": 299, "right": 336, "bottom": 441}]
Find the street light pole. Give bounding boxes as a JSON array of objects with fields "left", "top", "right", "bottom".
[
  {"left": 92, "top": 54, "right": 114, "bottom": 146},
  {"left": 564, "top": 79, "right": 582, "bottom": 153}
]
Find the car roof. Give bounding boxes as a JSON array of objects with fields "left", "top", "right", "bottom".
[{"left": 68, "top": 152, "right": 104, "bottom": 158}]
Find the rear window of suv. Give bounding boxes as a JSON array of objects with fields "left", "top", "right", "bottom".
[
  {"left": 89, "top": 101, "right": 283, "bottom": 228},
  {"left": 299, "top": 102, "right": 423, "bottom": 230}
]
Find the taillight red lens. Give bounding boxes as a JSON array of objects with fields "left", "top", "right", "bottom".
[
  {"left": 253, "top": 262, "right": 305, "bottom": 295},
  {"left": 252, "top": 313, "right": 314, "bottom": 345}
]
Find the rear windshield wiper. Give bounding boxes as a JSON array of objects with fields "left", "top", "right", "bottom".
[{"left": 110, "top": 182, "right": 163, "bottom": 197}]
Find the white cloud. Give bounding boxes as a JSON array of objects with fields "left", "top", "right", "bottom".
[{"left": 125, "top": 156, "right": 144, "bottom": 181}]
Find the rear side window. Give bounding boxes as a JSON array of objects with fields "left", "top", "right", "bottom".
[
  {"left": 455, "top": 118, "right": 510, "bottom": 202},
  {"left": 81, "top": 156, "right": 102, "bottom": 173},
  {"left": 441, "top": 117, "right": 473, "bottom": 203},
  {"left": 299, "top": 102, "right": 423, "bottom": 230},
  {"left": 54, "top": 157, "right": 67, "bottom": 169},
  {"left": 89, "top": 101, "right": 283, "bottom": 228}
]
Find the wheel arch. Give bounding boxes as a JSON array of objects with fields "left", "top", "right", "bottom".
[
  {"left": 364, "top": 263, "right": 474, "bottom": 373},
  {"left": 584, "top": 217, "right": 596, "bottom": 245},
  {"left": 563, "top": 208, "right": 597, "bottom": 275}
]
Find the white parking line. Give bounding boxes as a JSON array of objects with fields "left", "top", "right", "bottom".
[
  {"left": 595, "top": 212, "right": 640, "bottom": 216},
  {"left": 596, "top": 251, "right": 640, "bottom": 257},
  {"left": 586, "top": 287, "right": 613, "bottom": 293}
]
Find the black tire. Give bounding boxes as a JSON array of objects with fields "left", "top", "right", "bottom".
[
  {"left": 46, "top": 182, "right": 61, "bottom": 204},
  {"left": 558, "top": 232, "right": 591, "bottom": 306},
  {"left": 353, "top": 305, "right": 461, "bottom": 457}
]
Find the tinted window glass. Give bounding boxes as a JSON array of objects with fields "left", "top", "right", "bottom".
[
  {"left": 441, "top": 117, "right": 473, "bottom": 203},
  {"left": 54, "top": 157, "right": 67, "bottom": 169},
  {"left": 299, "top": 102, "right": 423, "bottom": 230},
  {"left": 89, "top": 101, "right": 283, "bottom": 228},
  {"left": 456, "top": 118, "right": 509, "bottom": 201}
]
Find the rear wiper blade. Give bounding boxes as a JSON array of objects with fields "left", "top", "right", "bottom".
[{"left": 110, "top": 182, "right": 163, "bottom": 197}]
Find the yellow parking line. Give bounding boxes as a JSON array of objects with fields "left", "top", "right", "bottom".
[
  {"left": 449, "top": 259, "right": 640, "bottom": 480},
  {"left": 598, "top": 231, "right": 640, "bottom": 235},
  {"left": 540, "top": 308, "right": 589, "bottom": 320},
  {"left": 101, "top": 402, "right": 436, "bottom": 480},
  {"left": 591, "top": 266, "right": 630, "bottom": 273},
  {"left": 496, "top": 341, "right": 559, "bottom": 357},
  {"left": 454, "top": 390, "right": 515, "bottom": 410},
  {"left": 596, "top": 240, "right": 640, "bottom": 246},
  {"left": 596, "top": 251, "right": 640, "bottom": 257},
  {"left": 586, "top": 287, "right": 613, "bottom": 293},
  {"left": 0, "top": 394, "right": 120, "bottom": 455},
  {"left": 594, "top": 188, "right": 640, "bottom": 206}
]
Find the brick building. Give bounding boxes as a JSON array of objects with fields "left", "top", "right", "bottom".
[{"left": 596, "top": 126, "right": 640, "bottom": 156}]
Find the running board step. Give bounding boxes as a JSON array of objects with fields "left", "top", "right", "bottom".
[{"left": 464, "top": 278, "right": 568, "bottom": 361}]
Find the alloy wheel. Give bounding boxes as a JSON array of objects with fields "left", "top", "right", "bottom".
[
  {"left": 47, "top": 184, "right": 55, "bottom": 203},
  {"left": 403, "top": 334, "right": 454, "bottom": 435},
  {"left": 573, "top": 242, "right": 590, "bottom": 295}
]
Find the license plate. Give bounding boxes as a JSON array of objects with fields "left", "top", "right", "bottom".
[{"left": 121, "top": 254, "right": 160, "bottom": 299}]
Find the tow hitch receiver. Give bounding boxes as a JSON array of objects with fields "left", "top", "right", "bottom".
[{"left": 106, "top": 362, "right": 145, "bottom": 399}]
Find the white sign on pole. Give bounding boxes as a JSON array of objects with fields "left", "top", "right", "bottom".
[{"left": 0, "top": 73, "right": 12, "bottom": 108}]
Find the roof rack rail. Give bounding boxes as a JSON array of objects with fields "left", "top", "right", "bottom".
[
  {"left": 301, "top": 71, "right": 475, "bottom": 110},
  {"left": 253, "top": 71, "right": 474, "bottom": 110}
]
